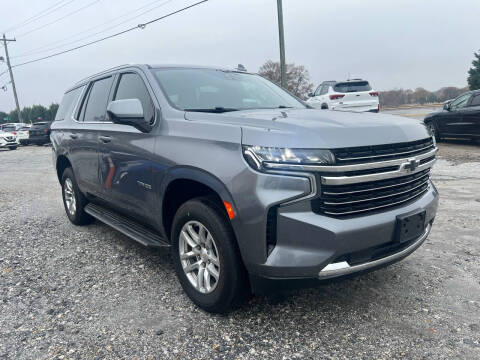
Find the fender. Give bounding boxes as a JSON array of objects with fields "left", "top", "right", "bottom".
[{"left": 156, "top": 165, "right": 239, "bottom": 238}]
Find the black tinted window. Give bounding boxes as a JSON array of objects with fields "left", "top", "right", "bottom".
[
  {"left": 334, "top": 81, "right": 372, "bottom": 93},
  {"left": 82, "top": 77, "right": 113, "bottom": 122},
  {"left": 56, "top": 86, "right": 84, "bottom": 121},
  {"left": 114, "top": 73, "right": 154, "bottom": 124},
  {"left": 470, "top": 94, "right": 480, "bottom": 106}
]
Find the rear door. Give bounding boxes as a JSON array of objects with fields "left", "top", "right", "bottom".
[
  {"left": 461, "top": 93, "right": 480, "bottom": 137},
  {"left": 98, "top": 70, "right": 157, "bottom": 223},
  {"left": 68, "top": 76, "right": 114, "bottom": 196}
]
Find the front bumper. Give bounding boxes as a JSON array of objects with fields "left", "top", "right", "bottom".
[{"left": 247, "top": 183, "right": 438, "bottom": 294}]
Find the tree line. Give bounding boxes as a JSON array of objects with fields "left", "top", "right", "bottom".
[{"left": 0, "top": 103, "right": 59, "bottom": 125}]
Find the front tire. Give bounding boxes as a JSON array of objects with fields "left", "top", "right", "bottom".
[
  {"left": 425, "top": 121, "right": 439, "bottom": 141},
  {"left": 171, "top": 198, "right": 247, "bottom": 313},
  {"left": 61, "top": 167, "right": 93, "bottom": 226},
  {"left": 8, "top": 146, "right": 17, "bottom": 150}
]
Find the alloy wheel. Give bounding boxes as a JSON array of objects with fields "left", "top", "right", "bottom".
[
  {"left": 63, "top": 178, "right": 76, "bottom": 216},
  {"left": 179, "top": 220, "right": 220, "bottom": 294}
]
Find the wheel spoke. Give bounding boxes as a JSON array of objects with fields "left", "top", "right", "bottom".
[
  {"left": 181, "top": 230, "right": 197, "bottom": 248},
  {"left": 186, "top": 224, "right": 200, "bottom": 243},
  {"left": 197, "top": 266, "right": 205, "bottom": 290},
  {"left": 199, "top": 226, "right": 207, "bottom": 243},
  {"left": 208, "top": 253, "right": 219, "bottom": 266},
  {"left": 207, "top": 263, "right": 219, "bottom": 280},
  {"left": 204, "top": 267, "right": 211, "bottom": 291},
  {"left": 184, "top": 260, "right": 201, "bottom": 274},
  {"left": 180, "top": 251, "right": 196, "bottom": 260}
]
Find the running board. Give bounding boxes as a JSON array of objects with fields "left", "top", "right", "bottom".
[{"left": 85, "top": 203, "right": 170, "bottom": 248}]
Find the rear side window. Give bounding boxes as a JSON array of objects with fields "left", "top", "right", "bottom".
[
  {"left": 470, "top": 94, "right": 480, "bottom": 107},
  {"left": 80, "top": 77, "right": 113, "bottom": 122},
  {"left": 114, "top": 73, "right": 155, "bottom": 124},
  {"left": 334, "top": 81, "right": 372, "bottom": 93},
  {"left": 55, "top": 86, "right": 84, "bottom": 121}
]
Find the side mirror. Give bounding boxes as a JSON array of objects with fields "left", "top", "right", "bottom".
[
  {"left": 443, "top": 102, "right": 451, "bottom": 111},
  {"left": 106, "top": 99, "right": 151, "bottom": 132},
  {"left": 308, "top": 92, "right": 314, "bottom": 98}
]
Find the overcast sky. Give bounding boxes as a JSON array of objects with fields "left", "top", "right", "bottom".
[{"left": 1, "top": 0, "right": 479, "bottom": 111}]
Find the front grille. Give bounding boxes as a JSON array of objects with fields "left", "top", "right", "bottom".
[
  {"left": 314, "top": 138, "right": 436, "bottom": 217},
  {"left": 313, "top": 169, "right": 430, "bottom": 216},
  {"left": 332, "top": 138, "right": 434, "bottom": 165}
]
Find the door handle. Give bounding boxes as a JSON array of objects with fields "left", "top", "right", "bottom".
[
  {"left": 99, "top": 135, "right": 111, "bottom": 143},
  {"left": 70, "top": 134, "right": 78, "bottom": 139}
]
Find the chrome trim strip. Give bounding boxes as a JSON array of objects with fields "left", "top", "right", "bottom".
[
  {"left": 323, "top": 173, "right": 430, "bottom": 195},
  {"left": 336, "top": 144, "right": 434, "bottom": 162},
  {"left": 321, "top": 159, "right": 436, "bottom": 185},
  {"left": 322, "top": 187, "right": 429, "bottom": 216},
  {"left": 323, "top": 179, "right": 429, "bottom": 205},
  {"left": 318, "top": 223, "right": 432, "bottom": 279},
  {"left": 263, "top": 148, "right": 437, "bottom": 173}
]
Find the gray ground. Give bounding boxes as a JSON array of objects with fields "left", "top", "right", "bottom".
[{"left": 1, "top": 135, "right": 480, "bottom": 359}]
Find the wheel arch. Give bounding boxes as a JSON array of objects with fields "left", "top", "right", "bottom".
[
  {"left": 56, "top": 155, "right": 72, "bottom": 183},
  {"left": 160, "top": 166, "right": 238, "bottom": 242}
]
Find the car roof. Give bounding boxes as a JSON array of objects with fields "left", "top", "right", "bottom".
[{"left": 70, "top": 63, "right": 250, "bottom": 91}]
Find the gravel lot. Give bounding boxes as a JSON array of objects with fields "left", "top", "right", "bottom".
[{"left": 1, "top": 139, "right": 479, "bottom": 359}]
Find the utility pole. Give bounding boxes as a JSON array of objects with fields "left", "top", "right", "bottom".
[
  {"left": 276, "top": 0, "right": 286, "bottom": 89},
  {"left": 1, "top": 34, "right": 23, "bottom": 123}
]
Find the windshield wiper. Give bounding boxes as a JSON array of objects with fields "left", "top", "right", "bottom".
[
  {"left": 184, "top": 107, "right": 239, "bottom": 113},
  {"left": 277, "top": 105, "right": 293, "bottom": 109}
]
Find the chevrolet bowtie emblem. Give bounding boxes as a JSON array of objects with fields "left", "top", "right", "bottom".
[{"left": 405, "top": 157, "right": 421, "bottom": 171}]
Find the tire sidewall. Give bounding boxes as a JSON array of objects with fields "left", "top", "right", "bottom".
[{"left": 171, "top": 199, "right": 241, "bottom": 312}]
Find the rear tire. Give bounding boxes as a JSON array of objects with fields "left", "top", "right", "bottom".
[
  {"left": 321, "top": 103, "right": 328, "bottom": 110},
  {"left": 61, "top": 167, "right": 93, "bottom": 226},
  {"left": 171, "top": 197, "right": 247, "bottom": 313},
  {"left": 8, "top": 146, "right": 17, "bottom": 150}
]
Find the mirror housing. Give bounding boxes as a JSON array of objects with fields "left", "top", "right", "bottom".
[
  {"left": 308, "top": 92, "right": 314, "bottom": 98},
  {"left": 443, "top": 101, "right": 451, "bottom": 111},
  {"left": 106, "top": 99, "right": 151, "bottom": 132}
]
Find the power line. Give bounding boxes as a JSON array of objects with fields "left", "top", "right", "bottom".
[
  {"left": 17, "top": 0, "right": 102, "bottom": 38},
  {"left": 11, "top": 0, "right": 174, "bottom": 59},
  {"left": 12, "top": 0, "right": 208, "bottom": 69},
  {"left": 1, "top": 0, "right": 75, "bottom": 33}
]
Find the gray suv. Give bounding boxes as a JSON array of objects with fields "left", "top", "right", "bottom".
[{"left": 51, "top": 64, "right": 439, "bottom": 313}]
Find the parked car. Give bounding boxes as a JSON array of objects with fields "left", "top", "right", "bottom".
[
  {"left": 424, "top": 90, "right": 480, "bottom": 141},
  {"left": 0, "top": 128, "right": 18, "bottom": 150},
  {"left": 17, "top": 125, "right": 31, "bottom": 145},
  {"left": 28, "top": 122, "right": 52, "bottom": 145},
  {"left": 51, "top": 64, "right": 438, "bottom": 313},
  {"left": 306, "top": 79, "right": 379, "bottom": 112},
  {"left": 2, "top": 123, "right": 30, "bottom": 145}
]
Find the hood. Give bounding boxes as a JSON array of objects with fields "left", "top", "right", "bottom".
[{"left": 185, "top": 108, "right": 430, "bottom": 149}]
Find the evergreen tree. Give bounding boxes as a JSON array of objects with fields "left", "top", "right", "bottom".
[{"left": 467, "top": 51, "right": 480, "bottom": 90}]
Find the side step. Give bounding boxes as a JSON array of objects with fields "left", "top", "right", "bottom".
[{"left": 85, "top": 203, "right": 170, "bottom": 248}]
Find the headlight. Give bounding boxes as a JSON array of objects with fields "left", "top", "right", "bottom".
[{"left": 243, "top": 145, "right": 335, "bottom": 171}]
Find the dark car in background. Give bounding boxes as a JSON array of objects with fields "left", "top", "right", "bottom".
[
  {"left": 28, "top": 122, "right": 52, "bottom": 145},
  {"left": 424, "top": 90, "right": 480, "bottom": 142}
]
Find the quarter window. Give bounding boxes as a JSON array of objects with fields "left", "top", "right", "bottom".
[
  {"left": 114, "top": 73, "right": 154, "bottom": 124},
  {"left": 55, "top": 86, "right": 84, "bottom": 121},
  {"left": 81, "top": 77, "right": 114, "bottom": 122}
]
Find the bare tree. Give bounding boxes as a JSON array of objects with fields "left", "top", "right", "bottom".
[{"left": 258, "top": 60, "right": 313, "bottom": 100}]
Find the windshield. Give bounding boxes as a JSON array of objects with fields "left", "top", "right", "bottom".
[
  {"left": 2, "top": 126, "right": 15, "bottom": 132},
  {"left": 152, "top": 68, "right": 306, "bottom": 112}
]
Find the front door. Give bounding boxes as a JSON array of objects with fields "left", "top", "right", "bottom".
[
  {"left": 99, "top": 71, "right": 157, "bottom": 223},
  {"left": 438, "top": 93, "right": 471, "bottom": 137}
]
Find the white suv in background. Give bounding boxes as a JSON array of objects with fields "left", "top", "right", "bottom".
[{"left": 306, "top": 79, "right": 379, "bottom": 113}]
